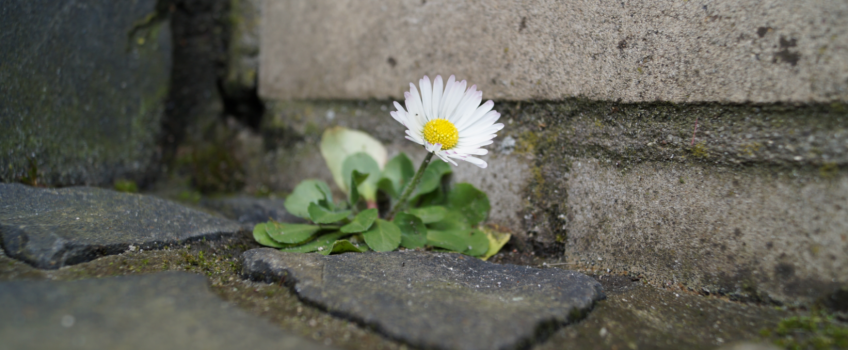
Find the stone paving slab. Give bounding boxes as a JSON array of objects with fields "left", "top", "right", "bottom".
[
  {"left": 0, "top": 271, "right": 336, "bottom": 350},
  {"left": 536, "top": 275, "right": 791, "bottom": 350},
  {"left": 242, "top": 248, "right": 605, "bottom": 350},
  {"left": 0, "top": 183, "right": 244, "bottom": 269}
]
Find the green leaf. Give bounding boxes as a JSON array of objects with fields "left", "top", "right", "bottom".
[
  {"left": 284, "top": 179, "right": 334, "bottom": 219},
  {"left": 426, "top": 228, "right": 488, "bottom": 255},
  {"left": 480, "top": 227, "right": 511, "bottom": 261},
  {"left": 307, "top": 202, "right": 351, "bottom": 224},
  {"left": 319, "top": 240, "right": 368, "bottom": 255},
  {"left": 446, "top": 183, "right": 491, "bottom": 226},
  {"left": 320, "top": 126, "right": 387, "bottom": 192},
  {"left": 265, "top": 222, "right": 322, "bottom": 244},
  {"left": 465, "top": 229, "right": 490, "bottom": 256},
  {"left": 342, "top": 152, "right": 381, "bottom": 202},
  {"left": 377, "top": 178, "right": 396, "bottom": 199},
  {"left": 426, "top": 229, "right": 470, "bottom": 252},
  {"left": 362, "top": 219, "right": 402, "bottom": 252},
  {"left": 407, "top": 206, "right": 447, "bottom": 224},
  {"left": 410, "top": 159, "right": 452, "bottom": 202},
  {"left": 280, "top": 232, "right": 349, "bottom": 253},
  {"left": 348, "top": 170, "right": 369, "bottom": 206},
  {"left": 426, "top": 211, "right": 470, "bottom": 231},
  {"left": 379, "top": 153, "right": 414, "bottom": 198},
  {"left": 340, "top": 208, "right": 378, "bottom": 233},
  {"left": 394, "top": 212, "right": 427, "bottom": 249},
  {"left": 253, "top": 223, "right": 286, "bottom": 248}
]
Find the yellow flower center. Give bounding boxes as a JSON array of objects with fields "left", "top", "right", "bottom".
[{"left": 423, "top": 119, "right": 459, "bottom": 150}]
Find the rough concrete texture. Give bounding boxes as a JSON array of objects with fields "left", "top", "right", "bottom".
[
  {"left": 260, "top": 0, "right": 848, "bottom": 103},
  {"left": 254, "top": 99, "right": 848, "bottom": 305},
  {"left": 0, "top": 272, "right": 336, "bottom": 350},
  {"left": 0, "top": 183, "right": 243, "bottom": 269},
  {"left": 536, "top": 275, "right": 790, "bottom": 350},
  {"left": 0, "top": 0, "right": 171, "bottom": 186},
  {"left": 242, "top": 249, "right": 604, "bottom": 350},
  {"left": 499, "top": 101, "right": 848, "bottom": 305},
  {"left": 566, "top": 157, "right": 847, "bottom": 305}
]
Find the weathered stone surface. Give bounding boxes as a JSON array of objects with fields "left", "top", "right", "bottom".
[
  {"left": 0, "top": 0, "right": 171, "bottom": 186},
  {"left": 565, "top": 157, "right": 848, "bottom": 304},
  {"left": 0, "top": 272, "right": 336, "bottom": 350},
  {"left": 200, "top": 196, "right": 303, "bottom": 226},
  {"left": 716, "top": 343, "right": 782, "bottom": 350},
  {"left": 538, "top": 275, "right": 790, "bottom": 350},
  {"left": 260, "top": 0, "right": 848, "bottom": 103},
  {"left": 242, "top": 249, "right": 604, "bottom": 350},
  {"left": 0, "top": 183, "right": 243, "bottom": 269}
]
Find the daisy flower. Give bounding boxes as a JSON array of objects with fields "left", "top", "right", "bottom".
[{"left": 390, "top": 75, "right": 503, "bottom": 168}]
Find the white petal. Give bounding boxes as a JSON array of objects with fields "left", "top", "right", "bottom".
[
  {"left": 435, "top": 150, "right": 457, "bottom": 165},
  {"left": 439, "top": 75, "right": 455, "bottom": 115},
  {"left": 445, "top": 153, "right": 487, "bottom": 168},
  {"left": 390, "top": 110, "right": 407, "bottom": 126},
  {"left": 462, "top": 156, "right": 488, "bottom": 168},
  {"left": 425, "top": 141, "right": 443, "bottom": 153},
  {"left": 431, "top": 75, "right": 444, "bottom": 120},
  {"left": 419, "top": 76, "right": 433, "bottom": 122},
  {"left": 459, "top": 110, "right": 500, "bottom": 133},
  {"left": 462, "top": 123, "right": 504, "bottom": 139},
  {"left": 405, "top": 129, "right": 424, "bottom": 144},
  {"left": 457, "top": 134, "right": 497, "bottom": 148},
  {"left": 456, "top": 142, "right": 493, "bottom": 151},
  {"left": 405, "top": 88, "right": 425, "bottom": 130},
  {"left": 393, "top": 101, "right": 407, "bottom": 114},
  {"left": 448, "top": 148, "right": 488, "bottom": 156},
  {"left": 455, "top": 100, "right": 494, "bottom": 131},
  {"left": 441, "top": 76, "right": 465, "bottom": 122},
  {"left": 405, "top": 135, "right": 424, "bottom": 145},
  {"left": 451, "top": 86, "right": 480, "bottom": 124}
]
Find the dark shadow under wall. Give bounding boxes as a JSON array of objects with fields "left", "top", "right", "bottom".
[{"left": 158, "top": 0, "right": 265, "bottom": 193}]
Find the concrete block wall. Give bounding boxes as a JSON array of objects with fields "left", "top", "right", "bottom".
[{"left": 254, "top": 0, "right": 848, "bottom": 305}]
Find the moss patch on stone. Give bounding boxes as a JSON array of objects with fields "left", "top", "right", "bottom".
[{"left": 759, "top": 310, "right": 848, "bottom": 349}]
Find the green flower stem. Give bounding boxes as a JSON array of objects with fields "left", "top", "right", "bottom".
[{"left": 387, "top": 152, "right": 434, "bottom": 220}]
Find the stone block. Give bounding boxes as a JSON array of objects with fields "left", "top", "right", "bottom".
[
  {"left": 259, "top": 0, "right": 848, "bottom": 103},
  {"left": 0, "top": 272, "right": 336, "bottom": 350},
  {"left": 0, "top": 0, "right": 171, "bottom": 186}
]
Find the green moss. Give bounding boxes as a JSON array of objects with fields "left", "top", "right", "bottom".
[
  {"left": 176, "top": 143, "right": 245, "bottom": 194},
  {"left": 176, "top": 190, "right": 202, "bottom": 204},
  {"left": 114, "top": 179, "right": 139, "bottom": 193},
  {"left": 515, "top": 130, "right": 540, "bottom": 154},
  {"left": 819, "top": 162, "right": 839, "bottom": 179},
  {"left": 690, "top": 142, "right": 709, "bottom": 158},
  {"left": 761, "top": 310, "right": 848, "bottom": 349}
]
